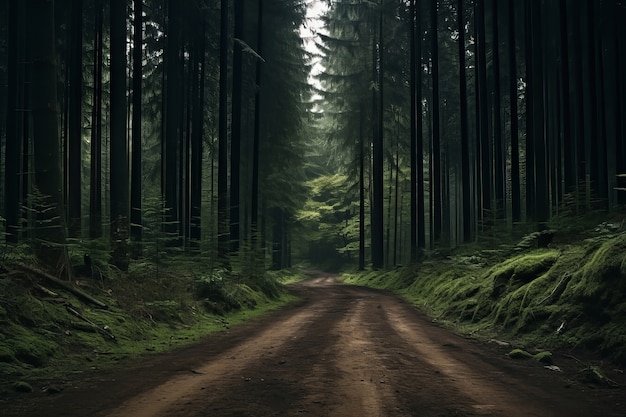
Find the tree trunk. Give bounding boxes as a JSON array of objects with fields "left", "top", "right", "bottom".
[
  {"left": 271, "top": 208, "right": 284, "bottom": 270},
  {"left": 164, "top": 0, "right": 182, "bottom": 243},
  {"left": 570, "top": 3, "right": 586, "bottom": 211},
  {"left": 523, "top": 0, "right": 535, "bottom": 220},
  {"left": 4, "top": 0, "right": 23, "bottom": 243},
  {"left": 371, "top": 2, "right": 384, "bottom": 269},
  {"left": 409, "top": 0, "right": 418, "bottom": 260},
  {"left": 182, "top": 44, "right": 192, "bottom": 247},
  {"left": 475, "top": 0, "right": 491, "bottom": 225},
  {"left": 430, "top": 0, "right": 441, "bottom": 243},
  {"left": 558, "top": 0, "right": 574, "bottom": 199},
  {"left": 28, "top": 0, "right": 68, "bottom": 272},
  {"left": 67, "top": 0, "right": 82, "bottom": 238},
  {"left": 230, "top": 0, "right": 244, "bottom": 254},
  {"left": 217, "top": 0, "right": 230, "bottom": 267},
  {"left": 386, "top": 139, "right": 393, "bottom": 267},
  {"left": 491, "top": 0, "right": 505, "bottom": 220},
  {"left": 110, "top": 0, "right": 129, "bottom": 270},
  {"left": 393, "top": 118, "right": 400, "bottom": 266},
  {"left": 416, "top": 0, "right": 425, "bottom": 250},
  {"left": 508, "top": 0, "right": 521, "bottom": 223},
  {"left": 590, "top": 1, "right": 607, "bottom": 206},
  {"left": 251, "top": 0, "right": 264, "bottom": 265},
  {"left": 89, "top": 0, "right": 103, "bottom": 239},
  {"left": 131, "top": 0, "right": 143, "bottom": 248},
  {"left": 359, "top": 104, "right": 365, "bottom": 271},
  {"left": 600, "top": 0, "right": 619, "bottom": 208},
  {"left": 527, "top": 0, "right": 548, "bottom": 224},
  {"left": 190, "top": 13, "right": 206, "bottom": 246},
  {"left": 616, "top": 2, "right": 626, "bottom": 205},
  {"left": 458, "top": 0, "right": 471, "bottom": 242}
]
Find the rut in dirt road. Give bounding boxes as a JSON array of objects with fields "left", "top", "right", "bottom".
[{"left": 8, "top": 276, "right": 623, "bottom": 417}]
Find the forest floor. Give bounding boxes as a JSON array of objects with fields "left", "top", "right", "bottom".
[{"left": 2, "top": 274, "right": 624, "bottom": 417}]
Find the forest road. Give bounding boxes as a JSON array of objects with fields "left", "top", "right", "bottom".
[{"left": 6, "top": 274, "right": 625, "bottom": 417}]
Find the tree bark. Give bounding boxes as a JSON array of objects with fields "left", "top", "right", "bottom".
[
  {"left": 110, "top": 0, "right": 129, "bottom": 270},
  {"left": 218, "top": 0, "right": 230, "bottom": 267},
  {"left": 67, "top": 0, "right": 83, "bottom": 238},
  {"left": 190, "top": 12, "right": 206, "bottom": 246},
  {"left": 251, "top": 0, "right": 264, "bottom": 264},
  {"left": 416, "top": 0, "right": 425, "bottom": 250},
  {"left": 458, "top": 0, "right": 471, "bottom": 242},
  {"left": 164, "top": 0, "right": 182, "bottom": 243},
  {"left": 430, "top": 0, "right": 442, "bottom": 243},
  {"left": 491, "top": 0, "right": 505, "bottom": 219},
  {"left": 4, "top": 0, "right": 23, "bottom": 243},
  {"left": 508, "top": 0, "right": 521, "bottom": 223},
  {"left": 475, "top": 0, "right": 491, "bottom": 224},
  {"left": 131, "top": 0, "right": 143, "bottom": 248},
  {"left": 89, "top": 0, "right": 103, "bottom": 239},
  {"left": 359, "top": 104, "right": 365, "bottom": 271},
  {"left": 371, "top": 1, "right": 384, "bottom": 269},
  {"left": 230, "top": 0, "right": 244, "bottom": 254},
  {"left": 409, "top": 0, "right": 418, "bottom": 260},
  {"left": 28, "top": 0, "right": 69, "bottom": 272}
]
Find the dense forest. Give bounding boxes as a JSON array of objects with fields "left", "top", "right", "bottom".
[
  {"left": 1, "top": 0, "right": 310, "bottom": 274},
  {"left": 1, "top": 0, "right": 626, "bottom": 386},
  {"left": 310, "top": 0, "right": 626, "bottom": 269},
  {"left": 1, "top": 0, "right": 625, "bottom": 273}
]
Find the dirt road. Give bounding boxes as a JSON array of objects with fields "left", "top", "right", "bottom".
[{"left": 4, "top": 275, "right": 625, "bottom": 416}]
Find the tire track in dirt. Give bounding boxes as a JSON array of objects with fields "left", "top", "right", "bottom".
[
  {"left": 382, "top": 301, "right": 606, "bottom": 416},
  {"left": 340, "top": 289, "right": 485, "bottom": 416},
  {"left": 148, "top": 281, "right": 398, "bottom": 416},
  {"left": 385, "top": 303, "right": 534, "bottom": 415},
  {"left": 172, "top": 283, "right": 351, "bottom": 417},
  {"left": 288, "top": 295, "right": 393, "bottom": 416},
  {"left": 331, "top": 298, "right": 388, "bottom": 416},
  {"left": 101, "top": 297, "right": 332, "bottom": 417}
]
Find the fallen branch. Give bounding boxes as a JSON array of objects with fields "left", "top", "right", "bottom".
[
  {"left": 579, "top": 366, "right": 620, "bottom": 388},
  {"left": 562, "top": 353, "right": 584, "bottom": 364},
  {"left": 34, "top": 284, "right": 59, "bottom": 298},
  {"left": 16, "top": 263, "right": 108, "bottom": 309},
  {"left": 65, "top": 305, "right": 115, "bottom": 340}
]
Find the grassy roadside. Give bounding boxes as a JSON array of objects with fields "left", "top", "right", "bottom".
[
  {"left": 0, "top": 261, "right": 306, "bottom": 392},
  {"left": 342, "top": 226, "right": 626, "bottom": 366}
]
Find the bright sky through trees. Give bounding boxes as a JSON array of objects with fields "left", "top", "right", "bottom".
[{"left": 300, "top": 0, "right": 327, "bottom": 95}]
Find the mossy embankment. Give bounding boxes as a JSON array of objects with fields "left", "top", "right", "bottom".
[
  {"left": 0, "top": 258, "right": 305, "bottom": 389},
  {"left": 343, "top": 227, "right": 626, "bottom": 365}
]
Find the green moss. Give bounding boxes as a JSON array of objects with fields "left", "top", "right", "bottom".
[
  {"left": 569, "top": 233, "right": 626, "bottom": 303},
  {"left": 0, "top": 260, "right": 299, "bottom": 388},
  {"left": 508, "top": 349, "right": 533, "bottom": 359},
  {"left": 13, "top": 381, "right": 33, "bottom": 393},
  {"left": 0, "top": 345, "right": 15, "bottom": 362},
  {"left": 143, "top": 300, "right": 183, "bottom": 322},
  {"left": 488, "top": 251, "right": 559, "bottom": 299},
  {"left": 0, "top": 362, "right": 22, "bottom": 376},
  {"left": 13, "top": 334, "right": 57, "bottom": 367},
  {"left": 533, "top": 351, "right": 553, "bottom": 364},
  {"left": 579, "top": 366, "right": 619, "bottom": 387}
]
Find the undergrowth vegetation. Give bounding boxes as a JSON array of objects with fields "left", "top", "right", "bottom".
[
  {"left": 344, "top": 219, "right": 626, "bottom": 365},
  {"left": 0, "top": 250, "right": 304, "bottom": 386}
]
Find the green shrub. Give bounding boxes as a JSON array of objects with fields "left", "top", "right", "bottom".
[{"left": 13, "top": 381, "right": 33, "bottom": 393}]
